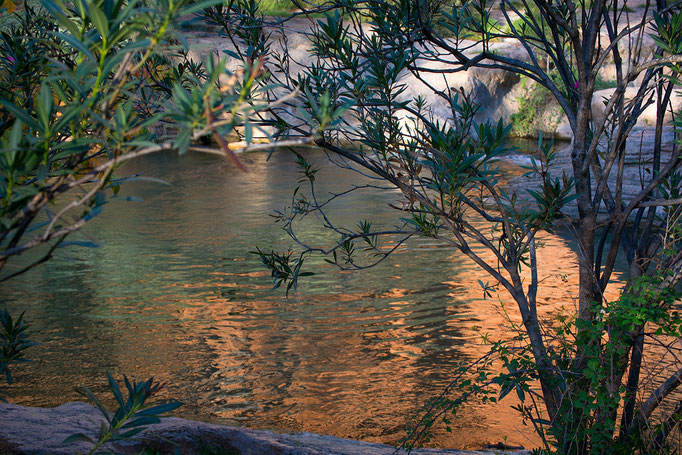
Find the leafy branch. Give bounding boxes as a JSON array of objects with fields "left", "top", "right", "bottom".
[{"left": 63, "top": 371, "right": 182, "bottom": 455}]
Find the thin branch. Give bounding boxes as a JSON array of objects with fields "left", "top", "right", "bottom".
[
  {"left": 0, "top": 235, "right": 66, "bottom": 284},
  {"left": 638, "top": 197, "right": 682, "bottom": 207},
  {"left": 636, "top": 366, "right": 682, "bottom": 425}
]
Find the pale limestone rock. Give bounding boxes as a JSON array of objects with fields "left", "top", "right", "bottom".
[
  {"left": 554, "top": 118, "right": 573, "bottom": 141},
  {"left": 592, "top": 87, "right": 682, "bottom": 129},
  {"left": 175, "top": 17, "right": 672, "bottom": 142}
]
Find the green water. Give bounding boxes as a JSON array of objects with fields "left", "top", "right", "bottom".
[{"left": 2, "top": 148, "right": 594, "bottom": 450}]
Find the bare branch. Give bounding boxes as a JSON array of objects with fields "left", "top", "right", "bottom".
[{"left": 635, "top": 366, "right": 682, "bottom": 426}]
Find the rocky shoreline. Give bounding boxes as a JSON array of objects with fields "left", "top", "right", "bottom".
[
  {"left": 179, "top": 15, "right": 679, "bottom": 221},
  {"left": 2, "top": 10, "right": 676, "bottom": 455},
  {"left": 177, "top": 13, "right": 679, "bottom": 144},
  {"left": 0, "top": 402, "right": 528, "bottom": 455}
]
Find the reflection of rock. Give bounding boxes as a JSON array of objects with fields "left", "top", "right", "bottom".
[{"left": 0, "top": 402, "right": 527, "bottom": 455}]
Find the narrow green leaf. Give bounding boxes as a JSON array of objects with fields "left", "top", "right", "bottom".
[
  {"left": 53, "top": 32, "right": 96, "bottom": 62},
  {"left": 106, "top": 370, "right": 124, "bottom": 408},
  {"left": 0, "top": 100, "right": 39, "bottom": 130},
  {"left": 89, "top": 2, "right": 110, "bottom": 38},
  {"left": 180, "top": 0, "right": 224, "bottom": 15},
  {"left": 79, "top": 385, "right": 112, "bottom": 421},
  {"left": 62, "top": 433, "right": 95, "bottom": 445},
  {"left": 41, "top": 0, "right": 81, "bottom": 35},
  {"left": 175, "top": 129, "right": 191, "bottom": 155},
  {"left": 9, "top": 119, "right": 23, "bottom": 150}
]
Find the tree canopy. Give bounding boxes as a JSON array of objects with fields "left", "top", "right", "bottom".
[
  {"left": 205, "top": 0, "right": 682, "bottom": 452},
  {"left": 1, "top": 0, "right": 682, "bottom": 452}
]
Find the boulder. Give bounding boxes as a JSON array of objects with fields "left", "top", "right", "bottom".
[
  {"left": 507, "top": 126, "right": 678, "bottom": 219},
  {"left": 0, "top": 402, "right": 527, "bottom": 455},
  {"left": 175, "top": 18, "right": 673, "bottom": 143},
  {"left": 592, "top": 86, "right": 682, "bottom": 129}
]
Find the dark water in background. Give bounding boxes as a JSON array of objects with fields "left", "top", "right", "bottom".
[{"left": 1, "top": 148, "right": 626, "bottom": 450}]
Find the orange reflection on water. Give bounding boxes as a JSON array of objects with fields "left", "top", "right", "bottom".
[
  {"left": 158, "top": 224, "right": 626, "bottom": 450},
  {"left": 2, "top": 150, "right": 647, "bottom": 453}
]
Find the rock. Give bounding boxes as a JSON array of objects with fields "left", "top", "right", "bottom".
[
  {"left": 554, "top": 117, "right": 573, "bottom": 141},
  {"left": 592, "top": 87, "right": 682, "bottom": 128},
  {"left": 174, "top": 17, "right": 670, "bottom": 142},
  {"left": 394, "top": 55, "right": 522, "bottom": 127},
  {"left": 178, "top": 23, "right": 531, "bottom": 134},
  {"left": 0, "top": 402, "right": 528, "bottom": 455},
  {"left": 507, "top": 126, "right": 677, "bottom": 219}
]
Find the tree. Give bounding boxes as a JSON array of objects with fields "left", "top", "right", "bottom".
[
  {"left": 0, "top": 0, "right": 315, "bottom": 282},
  {"left": 0, "top": 0, "right": 310, "bottom": 402},
  {"left": 210, "top": 0, "right": 682, "bottom": 452}
]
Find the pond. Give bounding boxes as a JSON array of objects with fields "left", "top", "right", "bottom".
[{"left": 1, "top": 148, "right": 624, "bottom": 451}]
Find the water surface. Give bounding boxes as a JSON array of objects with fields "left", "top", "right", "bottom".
[{"left": 2, "top": 149, "right": 623, "bottom": 450}]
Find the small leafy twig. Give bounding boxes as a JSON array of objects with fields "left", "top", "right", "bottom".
[
  {"left": 63, "top": 371, "right": 182, "bottom": 454},
  {"left": 0, "top": 308, "right": 37, "bottom": 401}
]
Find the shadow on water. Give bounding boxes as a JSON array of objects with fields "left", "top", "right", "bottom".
[{"left": 1, "top": 147, "right": 625, "bottom": 450}]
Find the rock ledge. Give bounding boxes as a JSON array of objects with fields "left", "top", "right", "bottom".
[{"left": 0, "top": 402, "right": 527, "bottom": 455}]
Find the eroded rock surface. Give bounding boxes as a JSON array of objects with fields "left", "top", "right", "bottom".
[
  {"left": 507, "top": 126, "right": 678, "bottom": 219},
  {"left": 0, "top": 402, "right": 527, "bottom": 455},
  {"left": 176, "top": 14, "right": 662, "bottom": 142}
]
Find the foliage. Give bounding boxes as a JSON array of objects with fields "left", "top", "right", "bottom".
[
  {"left": 511, "top": 71, "right": 617, "bottom": 138},
  {"left": 501, "top": 269, "right": 682, "bottom": 454},
  {"left": 0, "top": 0, "right": 317, "bottom": 448},
  {"left": 63, "top": 371, "right": 182, "bottom": 455},
  {"left": 257, "top": 0, "right": 296, "bottom": 16},
  {"left": 510, "top": 76, "right": 551, "bottom": 137},
  {"left": 253, "top": 247, "right": 314, "bottom": 295},
  {"left": 510, "top": 75, "right": 565, "bottom": 138},
  {"left": 399, "top": 347, "right": 502, "bottom": 450},
  {"left": 398, "top": 268, "right": 682, "bottom": 453},
  {"left": 207, "top": 0, "right": 682, "bottom": 453},
  {"left": 0, "top": 307, "right": 36, "bottom": 400},
  {"left": 0, "top": 0, "right": 315, "bottom": 281}
]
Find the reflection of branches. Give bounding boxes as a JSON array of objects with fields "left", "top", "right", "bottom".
[
  {"left": 644, "top": 334, "right": 682, "bottom": 367},
  {"left": 0, "top": 19, "right": 307, "bottom": 275},
  {"left": 0, "top": 235, "right": 67, "bottom": 284},
  {"left": 218, "top": 0, "right": 682, "bottom": 447},
  {"left": 654, "top": 400, "right": 682, "bottom": 447},
  {"left": 43, "top": 165, "right": 115, "bottom": 242},
  {"left": 312, "top": 184, "right": 397, "bottom": 211}
]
